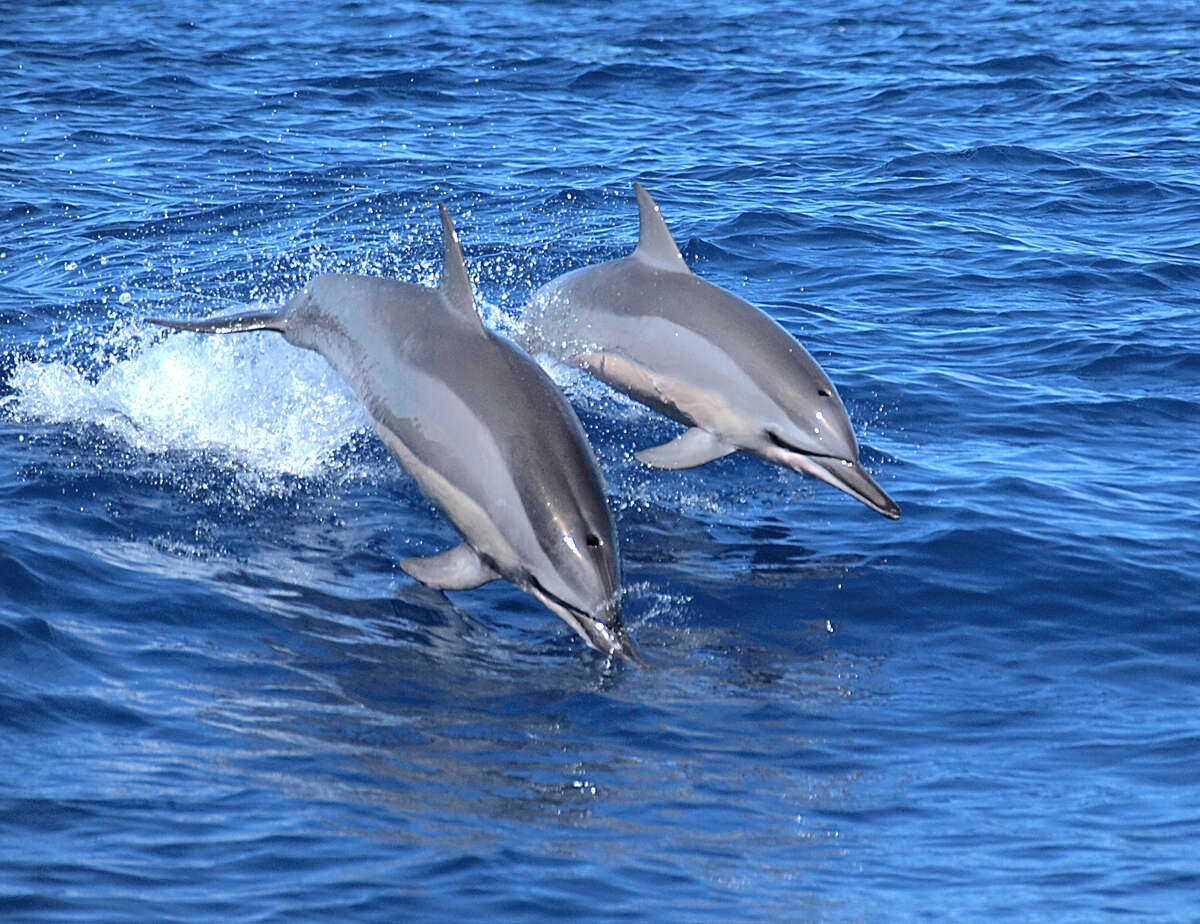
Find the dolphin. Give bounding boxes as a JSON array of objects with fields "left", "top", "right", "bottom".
[
  {"left": 147, "top": 206, "right": 635, "bottom": 660},
  {"left": 528, "top": 183, "right": 900, "bottom": 519}
]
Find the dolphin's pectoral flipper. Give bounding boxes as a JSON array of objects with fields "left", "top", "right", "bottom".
[
  {"left": 399, "top": 542, "right": 501, "bottom": 590},
  {"left": 635, "top": 427, "right": 736, "bottom": 470}
]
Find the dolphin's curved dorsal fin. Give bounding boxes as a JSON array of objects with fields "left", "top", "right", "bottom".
[
  {"left": 436, "top": 203, "right": 484, "bottom": 331},
  {"left": 633, "top": 182, "right": 689, "bottom": 273}
]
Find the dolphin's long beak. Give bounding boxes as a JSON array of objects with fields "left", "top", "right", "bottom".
[
  {"left": 528, "top": 581, "right": 641, "bottom": 664},
  {"left": 574, "top": 607, "right": 642, "bottom": 665},
  {"left": 785, "top": 452, "right": 901, "bottom": 519}
]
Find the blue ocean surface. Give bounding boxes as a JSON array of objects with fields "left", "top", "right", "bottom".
[{"left": 3, "top": 0, "right": 1199, "bottom": 918}]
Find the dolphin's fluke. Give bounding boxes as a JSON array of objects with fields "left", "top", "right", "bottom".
[
  {"left": 633, "top": 182, "right": 689, "bottom": 273},
  {"left": 435, "top": 203, "right": 484, "bottom": 331},
  {"left": 145, "top": 308, "right": 286, "bottom": 335},
  {"left": 400, "top": 542, "right": 501, "bottom": 590},
  {"left": 635, "top": 427, "right": 735, "bottom": 470}
]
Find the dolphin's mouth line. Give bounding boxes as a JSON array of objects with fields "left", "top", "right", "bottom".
[
  {"left": 765, "top": 428, "right": 901, "bottom": 520},
  {"left": 766, "top": 429, "right": 849, "bottom": 464},
  {"left": 527, "top": 574, "right": 595, "bottom": 623},
  {"left": 527, "top": 574, "right": 636, "bottom": 662}
]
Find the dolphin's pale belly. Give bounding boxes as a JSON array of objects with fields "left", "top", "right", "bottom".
[
  {"left": 354, "top": 364, "right": 536, "bottom": 583},
  {"left": 370, "top": 414, "right": 524, "bottom": 579},
  {"left": 571, "top": 314, "right": 780, "bottom": 447}
]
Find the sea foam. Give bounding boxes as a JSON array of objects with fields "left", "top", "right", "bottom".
[{"left": 7, "top": 319, "right": 367, "bottom": 478}]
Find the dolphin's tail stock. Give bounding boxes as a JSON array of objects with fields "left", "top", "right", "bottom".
[{"left": 144, "top": 307, "right": 286, "bottom": 335}]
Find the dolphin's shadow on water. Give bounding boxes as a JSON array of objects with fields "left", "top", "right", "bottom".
[
  {"left": 619, "top": 502, "right": 876, "bottom": 586},
  {"left": 189, "top": 543, "right": 881, "bottom": 868},
  {"left": 213, "top": 558, "right": 633, "bottom": 681},
  {"left": 196, "top": 489, "right": 862, "bottom": 683}
]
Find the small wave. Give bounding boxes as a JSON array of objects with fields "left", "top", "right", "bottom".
[
  {"left": 568, "top": 62, "right": 697, "bottom": 92},
  {"left": 5, "top": 319, "right": 367, "bottom": 479},
  {"left": 306, "top": 67, "right": 459, "bottom": 105},
  {"left": 1121, "top": 79, "right": 1200, "bottom": 103},
  {"left": 964, "top": 52, "right": 1068, "bottom": 75},
  {"left": 1054, "top": 88, "right": 1120, "bottom": 112},
  {"left": 1076, "top": 343, "right": 1200, "bottom": 381},
  {"left": 718, "top": 208, "right": 805, "bottom": 237},
  {"left": 681, "top": 237, "right": 734, "bottom": 265},
  {"left": 534, "top": 186, "right": 612, "bottom": 209},
  {"left": 882, "top": 144, "right": 1076, "bottom": 176}
]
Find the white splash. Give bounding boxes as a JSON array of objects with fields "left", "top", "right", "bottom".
[{"left": 7, "top": 319, "right": 368, "bottom": 478}]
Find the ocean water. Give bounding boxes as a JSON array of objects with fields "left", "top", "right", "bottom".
[{"left": 3, "top": 0, "right": 1199, "bottom": 918}]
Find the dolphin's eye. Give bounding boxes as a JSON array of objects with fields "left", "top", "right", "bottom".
[
  {"left": 818, "top": 388, "right": 831, "bottom": 398},
  {"left": 586, "top": 533, "right": 602, "bottom": 548}
]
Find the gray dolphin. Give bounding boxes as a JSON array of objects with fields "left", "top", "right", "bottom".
[
  {"left": 147, "top": 206, "right": 634, "bottom": 660},
  {"left": 529, "top": 183, "right": 900, "bottom": 519}
]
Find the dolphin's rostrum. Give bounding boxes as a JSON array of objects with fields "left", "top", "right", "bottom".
[
  {"left": 529, "top": 183, "right": 900, "bottom": 519},
  {"left": 147, "top": 206, "right": 635, "bottom": 661}
]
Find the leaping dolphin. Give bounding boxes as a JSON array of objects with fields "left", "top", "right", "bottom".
[
  {"left": 528, "top": 183, "right": 900, "bottom": 519},
  {"left": 147, "top": 206, "right": 635, "bottom": 661}
]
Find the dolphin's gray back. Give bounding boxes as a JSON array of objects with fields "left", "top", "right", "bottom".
[{"left": 282, "top": 274, "right": 612, "bottom": 570}]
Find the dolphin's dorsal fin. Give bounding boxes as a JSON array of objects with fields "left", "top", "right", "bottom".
[
  {"left": 436, "top": 203, "right": 485, "bottom": 331},
  {"left": 633, "top": 182, "right": 689, "bottom": 273}
]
